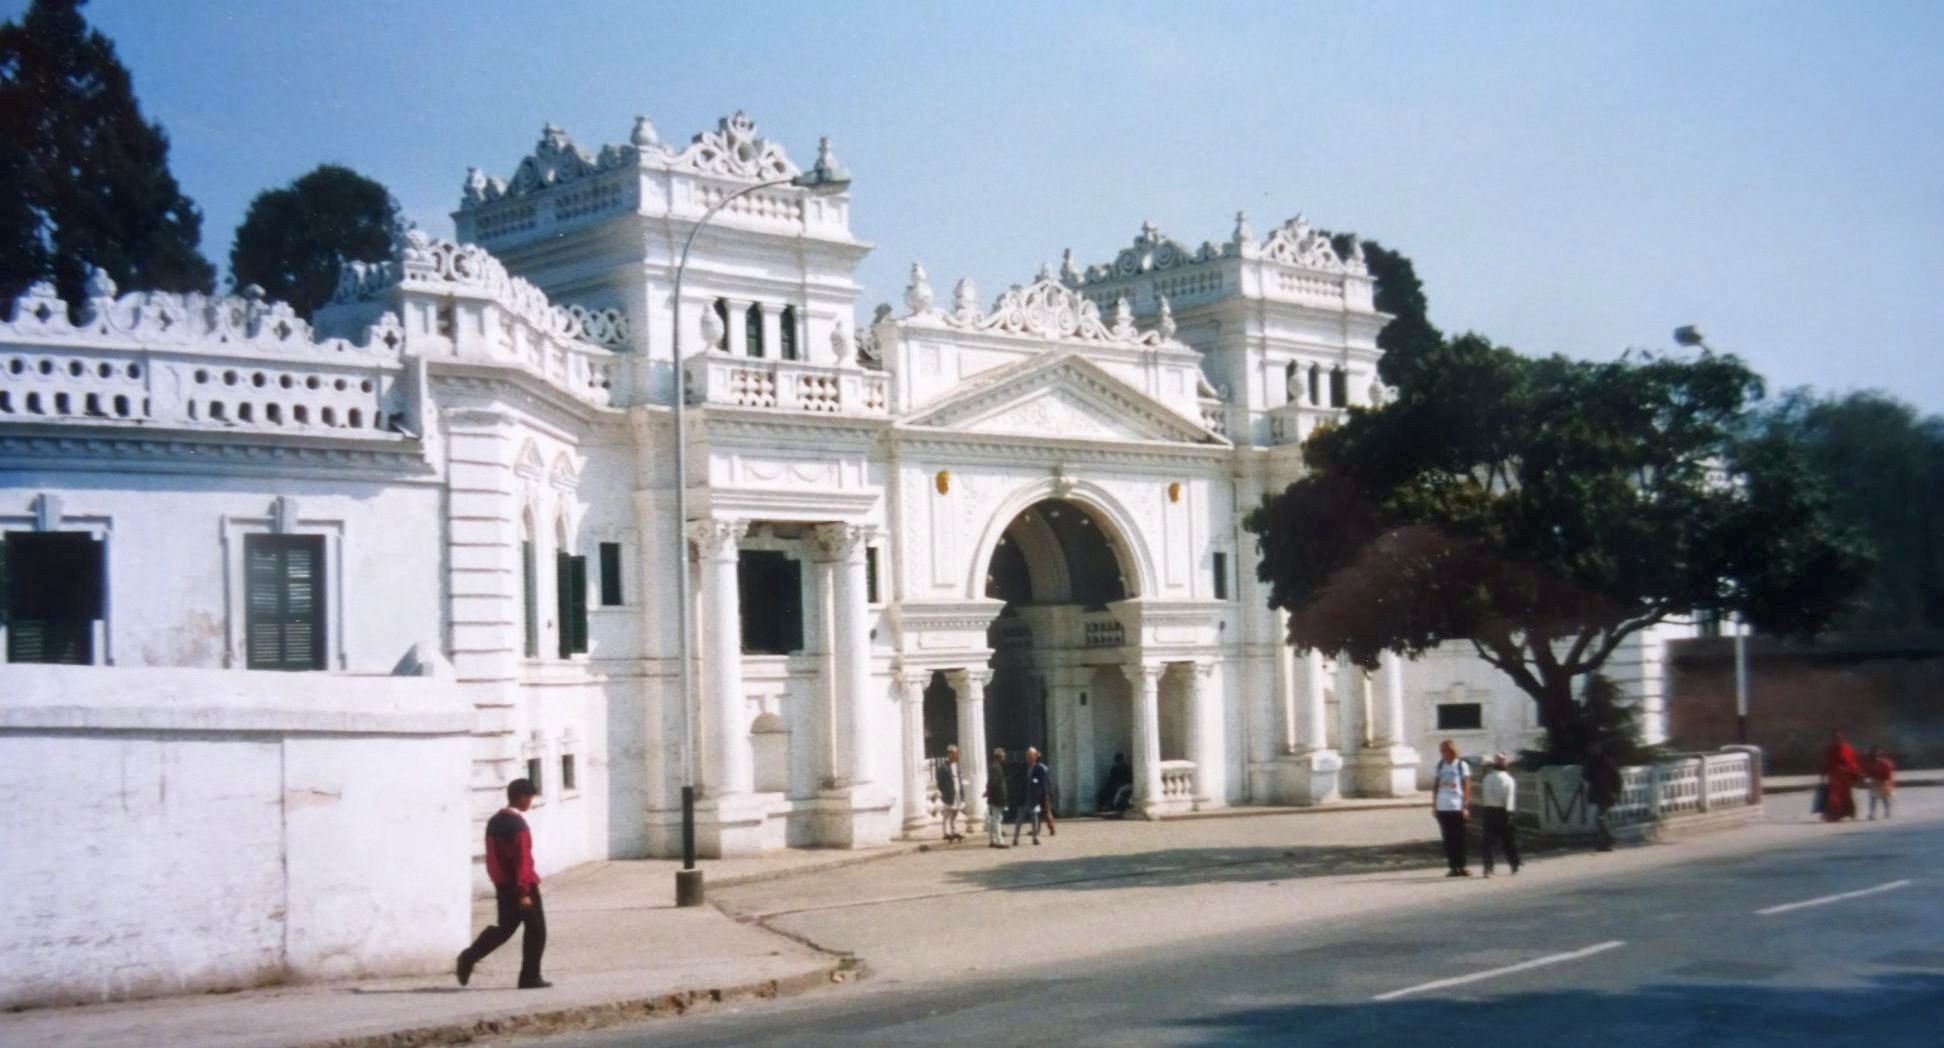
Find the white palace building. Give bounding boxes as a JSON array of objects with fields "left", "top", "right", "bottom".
[{"left": 0, "top": 113, "right": 1680, "bottom": 1003}]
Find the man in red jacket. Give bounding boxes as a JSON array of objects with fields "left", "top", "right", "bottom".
[{"left": 456, "top": 778, "right": 550, "bottom": 989}]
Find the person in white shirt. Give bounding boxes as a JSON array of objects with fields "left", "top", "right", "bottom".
[
  {"left": 1480, "top": 753, "right": 1521, "bottom": 877},
  {"left": 936, "top": 745, "right": 965, "bottom": 843},
  {"left": 1432, "top": 740, "right": 1471, "bottom": 877}
]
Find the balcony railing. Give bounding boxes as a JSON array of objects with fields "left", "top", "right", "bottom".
[{"left": 686, "top": 354, "right": 888, "bottom": 416}]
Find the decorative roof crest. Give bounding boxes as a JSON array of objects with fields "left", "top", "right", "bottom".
[
  {"left": 931, "top": 271, "right": 1181, "bottom": 348},
  {"left": 1074, "top": 220, "right": 1233, "bottom": 286},
  {"left": 1257, "top": 214, "right": 1368, "bottom": 275},
  {"left": 666, "top": 111, "right": 799, "bottom": 181},
  {"left": 3, "top": 272, "right": 403, "bottom": 358},
  {"left": 462, "top": 122, "right": 642, "bottom": 209},
  {"left": 330, "top": 230, "right": 630, "bottom": 348}
]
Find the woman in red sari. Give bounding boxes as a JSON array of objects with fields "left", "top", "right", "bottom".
[{"left": 1821, "top": 730, "right": 1863, "bottom": 822}]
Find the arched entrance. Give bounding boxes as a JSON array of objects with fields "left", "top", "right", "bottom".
[{"left": 979, "top": 497, "right": 1136, "bottom": 813}]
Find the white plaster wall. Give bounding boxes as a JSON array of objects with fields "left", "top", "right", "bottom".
[
  {"left": 1402, "top": 643, "right": 1543, "bottom": 785},
  {"left": 0, "top": 474, "right": 442, "bottom": 674},
  {"left": 0, "top": 666, "right": 471, "bottom": 1009}
]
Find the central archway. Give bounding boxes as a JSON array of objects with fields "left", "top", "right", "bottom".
[{"left": 979, "top": 497, "right": 1137, "bottom": 814}]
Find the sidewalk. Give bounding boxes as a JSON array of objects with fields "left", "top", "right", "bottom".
[{"left": 2, "top": 786, "right": 1912, "bottom": 1048}]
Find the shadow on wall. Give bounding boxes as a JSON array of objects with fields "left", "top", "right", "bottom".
[
  {"left": 1169, "top": 973, "right": 1944, "bottom": 1046},
  {"left": 1668, "top": 635, "right": 1944, "bottom": 773}
]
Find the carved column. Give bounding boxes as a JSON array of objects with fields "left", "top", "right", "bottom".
[
  {"left": 1374, "top": 650, "right": 1409, "bottom": 747},
  {"left": 689, "top": 519, "right": 751, "bottom": 798},
  {"left": 1335, "top": 656, "right": 1367, "bottom": 756},
  {"left": 896, "top": 671, "right": 932, "bottom": 835},
  {"left": 1186, "top": 662, "right": 1220, "bottom": 807},
  {"left": 1122, "top": 662, "right": 1166, "bottom": 816},
  {"left": 1298, "top": 649, "right": 1330, "bottom": 754},
  {"left": 1269, "top": 610, "right": 1298, "bottom": 756},
  {"left": 814, "top": 523, "right": 875, "bottom": 789},
  {"left": 951, "top": 668, "right": 991, "bottom": 821}
]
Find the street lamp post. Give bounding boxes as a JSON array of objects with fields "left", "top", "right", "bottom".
[
  {"left": 670, "top": 141, "right": 849, "bottom": 907},
  {"left": 1674, "top": 324, "right": 1750, "bottom": 745}
]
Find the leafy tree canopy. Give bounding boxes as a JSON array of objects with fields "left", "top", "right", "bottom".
[
  {"left": 230, "top": 164, "right": 400, "bottom": 319},
  {"left": 1750, "top": 389, "right": 1944, "bottom": 633},
  {"left": 1330, "top": 233, "right": 1442, "bottom": 390},
  {"left": 0, "top": 0, "right": 215, "bottom": 308},
  {"left": 1245, "top": 334, "right": 1873, "bottom": 742}
]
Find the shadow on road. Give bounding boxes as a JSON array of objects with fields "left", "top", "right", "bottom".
[
  {"left": 1165, "top": 971, "right": 1944, "bottom": 1046},
  {"left": 941, "top": 836, "right": 1585, "bottom": 894}
]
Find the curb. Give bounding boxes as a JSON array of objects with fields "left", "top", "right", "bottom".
[
  {"left": 1157, "top": 798, "right": 1427, "bottom": 821},
  {"left": 1764, "top": 778, "right": 1944, "bottom": 796},
  {"left": 295, "top": 962, "right": 851, "bottom": 1048}
]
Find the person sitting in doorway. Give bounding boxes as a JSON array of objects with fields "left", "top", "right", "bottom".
[{"left": 1098, "top": 752, "right": 1134, "bottom": 817}]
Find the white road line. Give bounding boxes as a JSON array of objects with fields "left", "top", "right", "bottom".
[
  {"left": 1376, "top": 941, "right": 1632, "bottom": 1003},
  {"left": 1755, "top": 879, "right": 1912, "bottom": 917},
  {"left": 1372, "top": 940, "right": 1626, "bottom": 1001}
]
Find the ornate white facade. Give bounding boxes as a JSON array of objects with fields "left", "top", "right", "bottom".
[{"left": 0, "top": 111, "right": 1684, "bottom": 1002}]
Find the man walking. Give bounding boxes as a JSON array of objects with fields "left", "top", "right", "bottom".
[
  {"left": 1012, "top": 747, "right": 1053, "bottom": 847},
  {"left": 985, "top": 747, "right": 1010, "bottom": 848},
  {"left": 1479, "top": 753, "right": 1521, "bottom": 877},
  {"left": 937, "top": 744, "right": 965, "bottom": 842},
  {"left": 456, "top": 778, "right": 550, "bottom": 989},
  {"left": 1432, "top": 740, "right": 1471, "bottom": 877}
]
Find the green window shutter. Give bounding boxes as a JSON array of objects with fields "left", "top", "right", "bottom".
[
  {"left": 522, "top": 540, "right": 538, "bottom": 657},
  {"left": 598, "top": 542, "right": 622, "bottom": 606},
  {"left": 556, "top": 550, "right": 572, "bottom": 659},
  {"left": 745, "top": 303, "right": 764, "bottom": 358},
  {"left": 779, "top": 306, "right": 798, "bottom": 361},
  {"left": 5, "top": 531, "right": 104, "bottom": 665},
  {"left": 244, "top": 534, "right": 325, "bottom": 671},
  {"left": 569, "top": 554, "right": 589, "bottom": 654}
]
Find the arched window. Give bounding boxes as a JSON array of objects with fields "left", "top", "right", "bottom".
[
  {"left": 1284, "top": 361, "right": 1299, "bottom": 404},
  {"left": 1330, "top": 367, "right": 1348, "bottom": 408},
  {"left": 521, "top": 514, "right": 539, "bottom": 658},
  {"left": 711, "top": 298, "right": 729, "bottom": 350},
  {"left": 1307, "top": 364, "right": 1321, "bottom": 407},
  {"left": 745, "top": 303, "right": 765, "bottom": 358},
  {"left": 779, "top": 305, "right": 799, "bottom": 361}
]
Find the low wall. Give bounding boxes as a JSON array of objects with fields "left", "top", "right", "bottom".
[
  {"left": 1667, "top": 635, "right": 1944, "bottom": 772},
  {"left": 0, "top": 664, "right": 473, "bottom": 1009},
  {"left": 1512, "top": 747, "right": 1762, "bottom": 839}
]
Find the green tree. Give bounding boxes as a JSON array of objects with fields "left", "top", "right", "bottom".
[
  {"left": 230, "top": 164, "right": 400, "bottom": 319},
  {"left": 0, "top": 0, "right": 215, "bottom": 308},
  {"left": 1331, "top": 234, "right": 1443, "bottom": 390},
  {"left": 1752, "top": 389, "right": 1944, "bottom": 632},
  {"left": 1245, "top": 335, "right": 1872, "bottom": 753}
]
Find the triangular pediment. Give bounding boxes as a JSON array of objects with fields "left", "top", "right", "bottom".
[{"left": 901, "top": 352, "right": 1224, "bottom": 445}]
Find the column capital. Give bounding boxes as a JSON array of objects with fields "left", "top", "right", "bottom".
[
  {"left": 951, "top": 667, "right": 993, "bottom": 691},
  {"left": 895, "top": 668, "right": 933, "bottom": 699},
  {"left": 686, "top": 518, "right": 747, "bottom": 561},
  {"left": 1120, "top": 661, "right": 1165, "bottom": 687},
  {"left": 810, "top": 521, "right": 876, "bottom": 563}
]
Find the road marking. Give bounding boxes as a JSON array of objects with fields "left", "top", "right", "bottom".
[
  {"left": 1371, "top": 941, "right": 1626, "bottom": 1001},
  {"left": 1755, "top": 879, "right": 1911, "bottom": 917}
]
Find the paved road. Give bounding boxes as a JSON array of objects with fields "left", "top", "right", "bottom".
[{"left": 513, "top": 806, "right": 1941, "bottom": 1047}]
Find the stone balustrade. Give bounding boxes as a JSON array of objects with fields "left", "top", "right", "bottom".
[
  {"left": 686, "top": 354, "right": 888, "bottom": 416},
  {"left": 1, "top": 279, "right": 405, "bottom": 439},
  {"left": 1159, "top": 759, "right": 1197, "bottom": 802},
  {"left": 1197, "top": 397, "right": 1230, "bottom": 437},
  {"left": 1265, "top": 401, "right": 1345, "bottom": 446},
  {"left": 1512, "top": 747, "right": 1762, "bottom": 839}
]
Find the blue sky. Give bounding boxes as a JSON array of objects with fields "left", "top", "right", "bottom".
[{"left": 14, "top": 1, "right": 1944, "bottom": 409}]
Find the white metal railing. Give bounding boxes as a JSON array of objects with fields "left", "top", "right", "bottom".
[
  {"left": 1519, "top": 748, "right": 1759, "bottom": 835},
  {"left": 1159, "top": 759, "right": 1196, "bottom": 801},
  {"left": 686, "top": 354, "right": 889, "bottom": 416}
]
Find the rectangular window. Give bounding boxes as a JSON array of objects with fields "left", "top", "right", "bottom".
[
  {"left": 598, "top": 541, "right": 623, "bottom": 607},
  {"left": 522, "top": 540, "right": 539, "bottom": 658},
  {"left": 244, "top": 533, "right": 326, "bottom": 671},
  {"left": 1212, "top": 552, "right": 1230, "bottom": 601},
  {"left": 1436, "top": 702, "right": 1484, "bottom": 731},
  {"left": 556, "top": 551, "right": 588, "bottom": 658},
  {"left": 526, "top": 757, "right": 543, "bottom": 796},
  {"left": 561, "top": 753, "right": 577, "bottom": 792},
  {"left": 865, "top": 546, "right": 881, "bottom": 605},
  {"left": 738, "top": 549, "right": 803, "bottom": 655},
  {"left": 3, "top": 530, "right": 105, "bottom": 664}
]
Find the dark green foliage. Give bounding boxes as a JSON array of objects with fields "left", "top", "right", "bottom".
[
  {"left": 230, "top": 164, "right": 400, "bottom": 318},
  {"left": 1750, "top": 390, "right": 1944, "bottom": 632},
  {"left": 1246, "top": 336, "right": 1873, "bottom": 749},
  {"left": 1331, "top": 233, "right": 1443, "bottom": 390},
  {"left": 1517, "top": 673, "right": 1659, "bottom": 773},
  {"left": 0, "top": 0, "right": 215, "bottom": 309}
]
